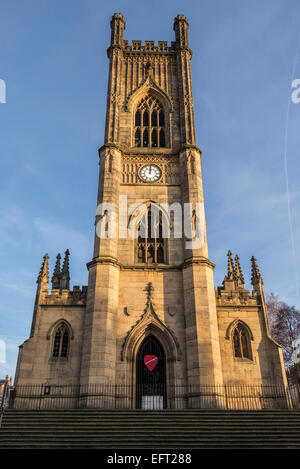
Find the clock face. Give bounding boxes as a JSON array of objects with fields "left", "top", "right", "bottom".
[{"left": 140, "top": 164, "right": 162, "bottom": 183}]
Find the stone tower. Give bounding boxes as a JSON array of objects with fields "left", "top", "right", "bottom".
[
  {"left": 79, "top": 12, "right": 223, "bottom": 389},
  {"left": 14, "top": 15, "right": 287, "bottom": 406}
]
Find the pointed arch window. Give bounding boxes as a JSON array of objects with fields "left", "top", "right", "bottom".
[
  {"left": 159, "top": 109, "right": 164, "bottom": 126},
  {"left": 52, "top": 323, "right": 70, "bottom": 358},
  {"left": 143, "top": 129, "right": 149, "bottom": 147},
  {"left": 152, "top": 110, "right": 157, "bottom": 126},
  {"left": 143, "top": 110, "right": 149, "bottom": 126},
  {"left": 135, "top": 110, "right": 141, "bottom": 126},
  {"left": 151, "top": 129, "right": 158, "bottom": 147},
  {"left": 159, "top": 129, "right": 165, "bottom": 148},
  {"left": 134, "top": 94, "right": 166, "bottom": 148},
  {"left": 233, "top": 323, "right": 252, "bottom": 360},
  {"left": 137, "top": 205, "right": 165, "bottom": 264},
  {"left": 135, "top": 129, "right": 141, "bottom": 147}
]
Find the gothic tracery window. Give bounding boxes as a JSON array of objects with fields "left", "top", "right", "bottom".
[
  {"left": 52, "top": 323, "right": 70, "bottom": 358},
  {"left": 137, "top": 206, "right": 165, "bottom": 264},
  {"left": 233, "top": 323, "right": 252, "bottom": 360},
  {"left": 134, "top": 95, "right": 166, "bottom": 148}
]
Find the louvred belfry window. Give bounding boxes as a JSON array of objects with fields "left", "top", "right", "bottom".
[{"left": 134, "top": 95, "right": 165, "bottom": 148}]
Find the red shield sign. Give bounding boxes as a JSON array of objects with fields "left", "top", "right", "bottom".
[{"left": 144, "top": 355, "right": 158, "bottom": 371}]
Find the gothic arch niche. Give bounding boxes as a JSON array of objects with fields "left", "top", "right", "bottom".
[
  {"left": 121, "top": 300, "right": 181, "bottom": 408},
  {"left": 133, "top": 94, "right": 167, "bottom": 148},
  {"left": 226, "top": 319, "right": 254, "bottom": 361},
  {"left": 47, "top": 319, "right": 74, "bottom": 359},
  {"left": 128, "top": 201, "right": 170, "bottom": 265}
]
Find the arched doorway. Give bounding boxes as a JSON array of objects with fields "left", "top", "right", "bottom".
[{"left": 136, "top": 335, "right": 166, "bottom": 409}]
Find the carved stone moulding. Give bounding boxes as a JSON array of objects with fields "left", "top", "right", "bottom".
[
  {"left": 121, "top": 283, "right": 182, "bottom": 362},
  {"left": 121, "top": 154, "right": 180, "bottom": 185}
]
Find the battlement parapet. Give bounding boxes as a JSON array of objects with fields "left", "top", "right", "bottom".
[
  {"left": 42, "top": 286, "right": 87, "bottom": 306},
  {"left": 124, "top": 40, "right": 176, "bottom": 54}
]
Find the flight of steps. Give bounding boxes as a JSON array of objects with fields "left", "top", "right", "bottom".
[{"left": 0, "top": 409, "right": 300, "bottom": 449}]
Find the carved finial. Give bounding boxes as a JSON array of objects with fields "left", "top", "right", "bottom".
[
  {"left": 110, "top": 13, "right": 126, "bottom": 47},
  {"left": 60, "top": 249, "right": 70, "bottom": 290},
  {"left": 111, "top": 12, "right": 126, "bottom": 24},
  {"left": 173, "top": 15, "right": 189, "bottom": 49},
  {"left": 234, "top": 254, "right": 245, "bottom": 287},
  {"left": 37, "top": 253, "right": 49, "bottom": 285},
  {"left": 51, "top": 253, "right": 61, "bottom": 290},
  {"left": 145, "top": 282, "right": 154, "bottom": 302},
  {"left": 251, "top": 256, "right": 263, "bottom": 286},
  {"left": 225, "top": 250, "right": 235, "bottom": 281}
]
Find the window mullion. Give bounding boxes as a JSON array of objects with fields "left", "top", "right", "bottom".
[
  {"left": 59, "top": 329, "right": 63, "bottom": 357},
  {"left": 239, "top": 331, "right": 243, "bottom": 358}
]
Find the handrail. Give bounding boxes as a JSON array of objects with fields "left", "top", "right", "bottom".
[{"left": 0, "top": 379, "right": 8, "bottom": 428}]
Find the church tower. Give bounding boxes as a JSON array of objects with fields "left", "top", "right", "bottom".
[
  {"left": 80, "top": 13, "right": 223, "bottom": 389},
  {"left": 14, "top": 14, "right": 287, "bottom": 408}
]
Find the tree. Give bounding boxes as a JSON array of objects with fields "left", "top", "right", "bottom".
[
  {"left": 266, "top": 293, "right": 300, "bottom": 367},
  {"left": 266, "top": 292, "right": 280, "bottom": 333}
]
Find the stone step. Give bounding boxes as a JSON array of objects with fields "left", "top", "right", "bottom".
[
  {"left": 0, "top": 444, "right": 299, "bottom": 449},
  {"left": 1, "top": 409, "right": 300, "bottom": 449},
  {"left": 5, "top": 410, "right": 300, "bottom": 413},
  {"left": 3, "top": 422, "right": 300, "bottom": 428},
  {"left": 1, "top": 428, "right": 300, "bottom": 435},
  {"left": 0, "top": 438, "right": 299, "bottom": 448},
  {"left": 2, "top": 419, "right": 300, "bottom": 426},
  {"left": 4, "top": 416, "right": 299, "bottom": 421},
  {"left": 1, "top": 438, "right": 299, "bottom": 445},
  {"left": 4, "top": 411, "right": 300, "bottom": 421},
  {"left": 2, "top": 418, "right": 300, "bottom": 426},
  {"left": 2, "top": 424, "right": 300, "bottom": 431},
  {"left": 5, "top": 413, "right": 300, "bottom": 417},
  {"left": 0, "top": 431, "right": 299, "bottom": 438},
  {"left": 0, "top": 431, "right": 299, "bottom": 443},
  {"left": 2, "top": 410, "right": 298, "bottom": 414}
]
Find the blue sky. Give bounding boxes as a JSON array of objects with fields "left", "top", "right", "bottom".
[{"left": 0, "top": 0, "right": 300, "bottom": 378}]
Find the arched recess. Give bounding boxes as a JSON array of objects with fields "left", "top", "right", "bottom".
[
  {"left": 127, "top": 200, "right": 170, "bottom": 231},
  {"left": 127, "top": 200, "right": 170, "bottom": 264},
  {"left": 121, "top": 299, "right": 181, "bottom": 395},
  {"left": 225, "top": 319, "right": 254, "bottom": 341},
  {"left": 47, "top": 319, "right": 74, "bottom": 359},
  {"left": 136, "top": 334, "right": 167, "bottom": 409},
  {"left": 226, "top": 319, "right": 254, "bottom": 361},
  {"left": 126, "top": 77, "right": 174, "bottom": 115},
  {"left": 46, "top": 319, "right": 74, "bottom": 341},
  {"left": 126, "top": 76, "right": 173, "bottom": 148},
  {"left": 121, "top": 306, "right": 181, "bottom": 363}
]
